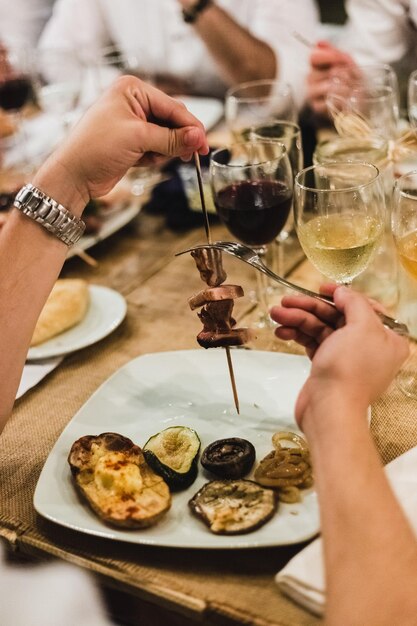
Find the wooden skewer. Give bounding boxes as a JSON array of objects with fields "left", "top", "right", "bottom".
[
  {"left": 225, "top": 346, "right": 240, "bottom": 415},
  {"left": 193, "top": 152, "right": 212, "bottom": 244},
  {"left": 193, "top": 151, "right": 240, "bottom": 414}
]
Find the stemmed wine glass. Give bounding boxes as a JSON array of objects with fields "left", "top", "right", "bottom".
[
  {"left": 250, "top": 120, "right": 303, "bottom": 283},
  {"left": 0, "top": 47, "right": 34, "bottom": 166},
  {"left": 392, "top": 171, "right": 417, "bottom": 398},
  {"left": 35, "top": 49, "right": 83, "bottom": 132},
  {"left": 225, "top": 80, "right": 296, "bottom": 143},
  {"left": 408, "top": 70, "right": 417, "bottom": 130},
  {"left": 210, "top": 140, "right": 293, "bottom": 326},
  {"left": 327, "top": 65, "right": 399, "bottom": 140},
  {"left": 294, "top": 162, "right": 386, "bottom": 286}
]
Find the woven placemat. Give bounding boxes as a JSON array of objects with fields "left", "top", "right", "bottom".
[{"left": 2, "top": 230, "right": 415, "bottom": 626}]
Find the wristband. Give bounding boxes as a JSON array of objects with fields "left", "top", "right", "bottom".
[{"left": 182, "top": 0, "right": 213, "bottom": 23}]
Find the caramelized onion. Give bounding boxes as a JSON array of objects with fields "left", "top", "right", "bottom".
[{"left": 254, "top": 431, "right": 313, "bottom": 502}]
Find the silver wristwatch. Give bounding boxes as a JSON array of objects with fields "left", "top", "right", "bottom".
[{"left": 13, "top": 183, "right": 86, "bottom": 246}]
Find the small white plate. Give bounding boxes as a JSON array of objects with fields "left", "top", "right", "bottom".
[
  {"left": 34, "top": 350, "right": 319, "bottom": 549},
  {"left": 27, "top": 286, "right": 127, "bottom": 361},
  {"left": 175, "top": 95, "right": 223, "bottom": 130}
]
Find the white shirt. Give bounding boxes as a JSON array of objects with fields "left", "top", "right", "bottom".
[
  {"left": 39, "top": 0, "right": 319, "bottom": 105},
  {"left": 343, "top": 0, "right": 417, "bottom": 65},
  {"left": 0, "top": 0, "right": 55, "bottom": 48},
  {"left": 0, "top": 543, "right": 111, "bottom": 626}
]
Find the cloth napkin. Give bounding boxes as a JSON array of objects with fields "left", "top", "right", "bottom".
[
  {"left": 275, "top": 445, "right": 417, "bottom": 616},
  {"left": 17, "top": 358, "right": 63, "bottom": 400}
]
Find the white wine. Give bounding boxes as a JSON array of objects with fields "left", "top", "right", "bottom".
[
  {"left": 298, "top": 213, "right": 383, "bottom": 283},
  {"left": 395, "top": 230, "right": 417, "bottom": 281}
]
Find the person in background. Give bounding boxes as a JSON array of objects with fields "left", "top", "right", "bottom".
[
  {"left": 307, "top": 0, "right": 417, "bottom": 116},
  {"left": 271, "top": 286, "right": 417, "bottom": 625},
  {"left": 0, "top": 0, "right": 56, "bottom": 48},
  {"left": 39, "top": 0, "right": 319, "bottom": 107}
]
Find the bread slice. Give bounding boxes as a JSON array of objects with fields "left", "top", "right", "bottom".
[
  {"left": 68, "top": 433, "right": 171, "bottom": 529},
  {"left": 31, "top": 279, "right": 89, "bottom": 346}
]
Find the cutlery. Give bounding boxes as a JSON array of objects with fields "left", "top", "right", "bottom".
[{"left": 177, "top": 241, "right": 410, "bottom": 337}]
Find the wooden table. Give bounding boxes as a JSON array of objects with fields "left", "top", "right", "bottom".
[
  {"left": 2, "top": 206, "right": 416, "bottom": 626},
  {"left": 1, "top": 207, "right": 323, "bottom": 626}
]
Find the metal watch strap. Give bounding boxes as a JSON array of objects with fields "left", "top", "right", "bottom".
[
  {"left": 13, "top": 183, "right": 86, "bottom": 246},
  {"left": 182, "top": 0, "right": 212, "bottom": 23}
]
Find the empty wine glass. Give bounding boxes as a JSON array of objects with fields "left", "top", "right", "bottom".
[
  {"left": 327, "top": 65, "right": 399, "bottom": 140},
  {"left": 294, "top": 162, "right": 386, "bottom": 286},
  {"left": 225, "top": 80, "right": 296, "bottom": 143},
  {"left": 392, "top": 171, "right": 417, "bottom": 398},
  {"left": 210, "top": 141, "right": 293, "bottom": 326},
  {"left": 408, "top": 70, "right": 417, "bottom": 131},
  {"left": 35, "top": 49, "right": 83, "bottom": 130}
]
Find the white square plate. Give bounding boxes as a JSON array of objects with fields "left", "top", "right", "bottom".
[{"left": 34, "top": 350, "right": 319, "bottom": 549}]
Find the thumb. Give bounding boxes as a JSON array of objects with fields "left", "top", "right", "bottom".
[
  {"left": 138, "top": 123, "right": 206, "bottom": 157},
  {"left": 333, "top": 286, "right": 376, "bottom": 325}
]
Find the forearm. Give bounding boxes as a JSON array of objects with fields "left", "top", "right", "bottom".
[
  {"left": 0, "top": 162, "right": 86, "bottom": 433},
  {"left": 191, "top": 3, "right": 276, "bottom": 86},
  {"left": 303, "top": 391, "right": 417, "bottom": 626}
]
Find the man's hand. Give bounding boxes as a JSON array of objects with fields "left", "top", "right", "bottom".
[
  {"left": 270, "top": 285, "right": 409, "bottom": 428},
  {"left": 35, "top": 75, "right": 209, "bottom": 214},
  {"left": 307, "top": 41, "right": 356, "bottom": 116}
]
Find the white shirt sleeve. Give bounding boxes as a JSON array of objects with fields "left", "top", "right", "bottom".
[
  {"left": 39, "top": 0, "right": 111, "bottom": 58},
  {"left": 0, "top": 0, "right": 55, "bottom": 48},
  {"left": 248, "top": 0, "right": 320, "bottom": 108},
  {"left": 0, "top": 543, "right": 112, "bottom": 626},
  {"left": 342, "top": 0, "right": 415, "bottom": 65}
]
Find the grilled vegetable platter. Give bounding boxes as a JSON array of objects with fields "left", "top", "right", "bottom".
[{"left": 68, "top": 427, "right": 313, "bottom": 536}]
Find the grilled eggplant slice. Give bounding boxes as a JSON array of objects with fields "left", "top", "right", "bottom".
[
  {"left": 189, "top": 479, "right": 277, "bottom": 534},
  {"left": 201, "top": 437, "right": 256, "bottom": 479},
  {"left": 68, "top": 432, "right": 171, "bottom": 529},
  {"left": 143, "top": 426, "right": 201, "bottom": 491}
]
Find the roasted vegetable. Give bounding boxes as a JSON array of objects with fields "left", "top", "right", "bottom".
[
  {"left": 201, "top": 437, "right": 255, "bottom": 479},
  {"left": 143, "top": 426, "right": 201, "bottom": 491},
  {"left": 254, "top": 432, "right": 313, "bottom": 503},
  {"left": 189, "top": 479, "right": 277, "bottom": 535},
  {"left": 68, "top": 432, "right": 171, "bottom": 529}
]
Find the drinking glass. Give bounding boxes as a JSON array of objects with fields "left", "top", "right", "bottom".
[
  {"left": 313, "top": 136, "right": 398, "bottom": 306},
  {"left": 392, "top": 171, "right": 417, "bottom": 398},
  {"left": 408, "top": 70, "right": 417, "bottom": 130},
  {"left": 294, "top": 162, "right": 385, "bottom": 286},
  {"left": 225, "top": 80, "right": 296, "bottom": 143},
  {"left": 210, "top": 141, "right": 293, "bottom": 325},
  {"left": 0, "top": 47, "right": 35, "bottom": 169},
  {"left": 327, "top": 65, "right": 399, "bottom": 140},
  {"left": 35, "top": 49, "right": 83, "bottom": 129},
  {"left": 250, "top": 120, "right": 303, "bottom": 281}
]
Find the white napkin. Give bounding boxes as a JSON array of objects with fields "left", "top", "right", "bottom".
[
  {"left": 17, "top": 358, "right": 63, "bottom": 399},
  {"left": 276, "top": 445, "right": 417, "bottom": 616}
]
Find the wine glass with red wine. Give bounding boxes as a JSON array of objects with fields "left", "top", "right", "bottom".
[
  {"left": 210, "top": 141, "right": 293, "bottom": 326},
  {"left": 0, "top": 47, "right": 34, "bottom": 187}
]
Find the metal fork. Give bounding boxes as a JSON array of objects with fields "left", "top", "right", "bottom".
[{"left": 176, "top": 241, "right": 409, "bottom": 337}]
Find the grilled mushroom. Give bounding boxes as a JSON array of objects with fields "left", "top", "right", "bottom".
[
  {"left": 189, "top": 479, "right": 277, "bottom": 534},
  {"left": 201, "top": 437, "right": 255, "bottom": 479}
]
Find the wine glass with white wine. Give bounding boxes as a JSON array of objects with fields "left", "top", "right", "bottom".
[
  {"left": 294, "top": 162, "right": 386, "bottom": 286},
  {"left": 392, "top": 171, "right": 417, "bottom": 398}
]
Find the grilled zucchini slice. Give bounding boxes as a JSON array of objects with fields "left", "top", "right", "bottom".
[{"left": 143, "top": 426, "right": 201, "bottom": 491}]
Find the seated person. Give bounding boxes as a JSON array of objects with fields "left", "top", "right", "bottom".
[
  {"left": 39, "top": 0, "right": 319, "bottom": 105},
  {"left": 271, "top": 285, "right": 417, "bottom": 625},
  {"left": 307, "top": 0, "right": 416, "bottom": 115}
]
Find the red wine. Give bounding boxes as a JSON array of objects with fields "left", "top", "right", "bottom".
[
  {"left": 0, "top": 77, "right": 32, "bottom": 111},
  {"left": 214, "top": 180, "right": 292, "bottom": 246}
]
